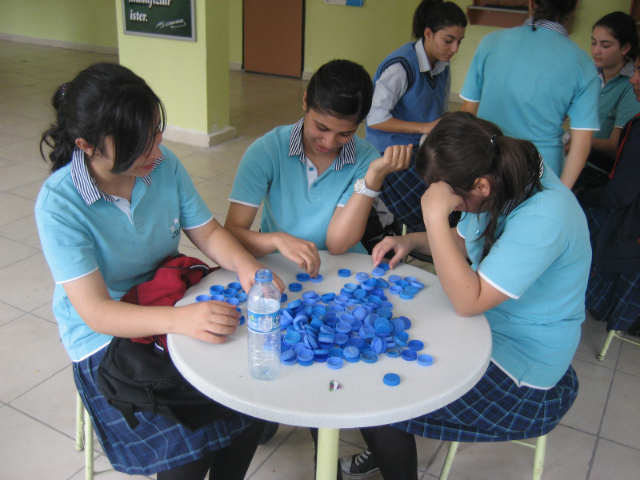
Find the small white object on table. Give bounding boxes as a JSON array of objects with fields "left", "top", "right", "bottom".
[{"left": 169, "top": 251, "right": 492, "bottom": 480}]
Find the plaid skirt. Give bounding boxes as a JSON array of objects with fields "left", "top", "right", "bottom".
[
  {"left": 73, "top": 345, "right": 254, "bottom": 475},
  {"left": 391, "top": 362, "right": 578, "bottom": 442},
  {"left": 583, "top": 204, "right": 640, "bottom": 332},
  {"left": 380, "top": 148, "right": 427, "bottom": 234}
]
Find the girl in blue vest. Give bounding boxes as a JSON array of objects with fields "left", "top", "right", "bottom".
[
  {"left": 366, "top": 0, "right": 467, "bottom": 233},
  {"left": 341, "top": 112, "right": 590, "bottom": 479},
  {"left": 36, "top": 63, "right": 275, "bottom": 480}
]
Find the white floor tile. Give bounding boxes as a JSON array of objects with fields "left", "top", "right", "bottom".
[
  {"left": 600, "top": 371, "right": 640, "bottom": 449},
  {"left": 0, "top": 252, "right": 55, "bottom": 311},
  {"left": 589, "top": 439, "right": 640, "bottom": 480}
]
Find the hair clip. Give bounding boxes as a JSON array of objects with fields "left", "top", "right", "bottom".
[
  {"left": 490, "top": 135, "right": 500, "bottom": 147},
  {"left": 61, "top": 83, "right": 68, "bottom": 96}
]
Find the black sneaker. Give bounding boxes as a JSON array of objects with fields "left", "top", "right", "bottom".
[{"left": 339, "top": 449, "right": 379, "bottom": 477}]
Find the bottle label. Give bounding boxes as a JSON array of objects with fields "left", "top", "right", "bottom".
[{"left": 247, "top": 309, "right": 281, "bottom": 334}]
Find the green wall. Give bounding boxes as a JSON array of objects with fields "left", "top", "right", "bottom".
[{"left": 0, "top": 0, "right": 117, "bottom": 48}]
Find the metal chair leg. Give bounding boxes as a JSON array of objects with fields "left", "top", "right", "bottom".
[
  {"left": 598, "top": 329, "right": 618, "bottom": 361},
  {"left": 84, "top": 407, "right": 94, "bottom": 480},
  {"left": 76, "top": 393, "right": 85, "bottom": 451},
  {"left": 439, "top": 441, "right": 458, "bottom": 480}
]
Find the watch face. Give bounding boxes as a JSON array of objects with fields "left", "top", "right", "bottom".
[{"left": 355, "top": 178, "right": 365, "bottom": 192}]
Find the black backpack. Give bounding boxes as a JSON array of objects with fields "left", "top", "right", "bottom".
[{"left": 97, "top": 337, "right": 234, "bottom": 431}]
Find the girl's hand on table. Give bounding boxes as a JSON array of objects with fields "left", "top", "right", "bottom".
[
  {"left": 176, "top": 301, "right": 242, "bottom": 344},
  {"left": 421, "top": 181, "right": 463, "bottom": 222},
  {"left": 372, "top": 235, "right": 414, "bottom": 269},
  {"left": 273, "top": 232, "right": 321, "bottom": 277},
  {"left": 236, "top": 258, "right": 285, "bottom": 294}
]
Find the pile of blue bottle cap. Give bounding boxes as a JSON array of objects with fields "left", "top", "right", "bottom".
[
  {"left": 278, "top": 265, "right": 430, "bottom": 369},
  {"left": 195, "top": 282, "right": 247, "bottom": 324}
]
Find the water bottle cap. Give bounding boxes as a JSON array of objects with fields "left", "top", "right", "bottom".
[
  {"left": 379, "top": 263, "right": 390, "bottom": 271},
  {"left": 408, "top": 340, "right": 424, "bottom": 351},
  {"left": 388, "top": 275, "right": 402, "bottom": 284},
  {"left": 372, "top": 268, "right": 385, "bottom": 277},
  {"left": 338, "top": 269, "right": 351, "bottom": 277},
  {"left": 383, "top": 373, "right": 401, "bottom": 386},
  {"left": 327, "top": 357, "right": 343, "bottom": 369},
  {"left": 228, "top": 282, "right": 242, "bottom": 290},
  {"left": 385, "top": 348, "right": 401, "bottom": 358},
  {"left": 255, "top": 268, "right": 273, "bottom": 282},
  {"left": 401, "top": 349, "right": 418, "bottom": 361},
  {"left": 296, "top": 273, "right": 310, "bottom": 282},
  {"left": 417, "top": 354, "right": 434, "bottom": 366},
  {"left": 209, "top": 285, "right": 225, "bottom": 294},
  {"left": 361, "top": 351, "right": 378, "bottom": 363},
  {"left": 195, "top": 295, "right": 211, "bottom": 302},
  {"left": 310, "top": 274, "right": 323, "bottom": 283},
  {"left": 289, "top": 283, "right": 303, "bottom": 292}
]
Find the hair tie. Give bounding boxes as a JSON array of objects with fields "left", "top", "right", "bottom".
[
  {"left": 61, "top": 83, "right": 68, "bottom": 97},
  {"left": 490, "top": 135, "right": 500, "bottom": 147}
]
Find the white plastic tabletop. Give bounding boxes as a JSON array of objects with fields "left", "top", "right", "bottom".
[{"left": 168, "top": 251, "right": 492, "bottom": 429}]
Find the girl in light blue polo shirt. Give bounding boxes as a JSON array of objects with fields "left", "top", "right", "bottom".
[
  {"left": 36, "top": 63, "right": 272, "bottom": 479},
  {"left": 340, "top": 112, "right": 591, "bottom": 479},
  {"left": 226, "top": 60, "right": 412, "bottom": 277}
]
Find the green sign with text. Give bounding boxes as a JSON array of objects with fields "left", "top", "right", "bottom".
[{"left": 122, "top": 0, "right": 195, "bottom": 41}]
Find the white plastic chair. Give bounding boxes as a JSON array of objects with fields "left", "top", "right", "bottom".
[{"left": 439, "top": 435, "right": 547, "bottom": 480}]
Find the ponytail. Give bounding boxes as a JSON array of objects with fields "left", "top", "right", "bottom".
[
  {"left": 40, "top": 84, "right": 76, "bottom": 172},
  {"left": 412, "top": 0, "right": 467, "bottom": 40},
  {"left": 530, "top": 0, "right": 577, "bottom": 30},
  {"left": 416, "top": 112, "right": 543, "bottom": 260}
]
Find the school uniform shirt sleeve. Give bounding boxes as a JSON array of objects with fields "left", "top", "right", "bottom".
[
  {"left": 229, "top": 135, "right": 276, "bottom": 207},
  {"left": 166, "top": 148, "right": 214, "bottom": 230},
  {"left": 566, "top": 64, "right": 600, "bottom": 131},
  {"left": 337, "top": 139, "right": 381, "bottom": 207},
  {"left": 459, "top": 38, "right": 487, "bottom": 103},
  {"left": 368, "top": 63, "right": 410, "bottom": 126},
  {"left": 614, "top": 86, "right": 640, "bottom": 129},
  {"left": 36, "top": 197, "right": 99, "bottom": 284},
  {"left": 476, "top": 214, "right": 568, "bottom": 299}
]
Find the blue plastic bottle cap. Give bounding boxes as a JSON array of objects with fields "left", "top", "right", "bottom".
[
  {"left": 297, "top": 349, "right": 314, "bottom": 363},
  {"left": 389, "top": 285, "right": 402, "bottom": 295},
  {"left": 372, "top": 267, "right": 385, "bottom": 277},
  {"left": 235, "top": 292, "right": 247, "bottom": 302},
  {"left": 376, "top": 278, "right": 390, "bottom": 289},
  {"left": 371, "top": 337, "right": 386, "bottom": 354},
  {"left": 239, "top": 315, "right": 245, "bottom": 325},
  {"left": 281, "top": 350, "right": 297, "bottom": 365},
  {"left": 356, "top": 272, "right": 369, "bottom": 282},
  {"left": 335, "top": 322, "right": 352, "bottom": 334},
  {"left": 386, "top": 348, "right": 401, "bottom": 358},
  {"left": 343, "top": 346, "right": 360, "bottom": 359},
  {"left": 296, "top": 273, "right": 310, "bottom": 282},
  {"left": 404, "top": 276, "right": 417, "bottom": 283},
  {"left": 348, "top": 337, "right": 364, "bottom": 349},
  {"left": 225, "top": 298, "right": 240, "bottom": 306},
  {"left": 388, "top": 275, "right": 402, "bottom": 284},
  {"left": 405, "top": 285, "right": 420, "bottom": 295},
  {"left": 411, "top": 281, "right": 425, "bottom": 290},
  {"left": 209, "top": 285, "right": 225, "bottom": 294},
  {"left": 285, "top": 332, "right": 301, "bottom": 345},
  {"left": 195, "top": 294, "right": 211, "bottom": 302},
  {"left": 417, "top": 354, "right": 434, "bottom": 366},
  {"left": 223, "top": 288, "right": 237, "bottom": 298},
  {"left": 384, "top": 373, "right": 401, "bottom": 386},
  {"left": 280, "top": 293, "right": 288, "bottom": 303},
  {"left": 289, "top": 282, "right": 303, "bottom": 292},
  {"left": 343, "top": 283, "right": 357, "bottom": 292},
  {"left": 287, "top": 299, "right": 302, "bottom": 309},
  {"left": 302, "top": 291, "right": 316, "bottom": 299},
  {"left": 396, "top": 280, "right": 409, "bottom": 288},
  {"left": 379, "top": 263, "right": 390, "bottom": 271},
  {"left": 228, "top": 282, "right": 242, "bottom": 291},
  {"left": 376, "top": 307, "right": 393, "bottom": 319},
  {"left": 327, "top": 357, "right": 344, "bottom": 369},
  {"left": 209, "top": 294, "right": 224, "bottom": 302},
  {"left": 408, "top": 340, "right": 424, "bottom": 351},
  {"left": 353, "top": 289, "right": 367, "bottom": 299},
  {"left": 401, "top": 349, "right": 418, "bottom": 361},
  {"left": 361, "top": 351, "right": 378, "bottom": 363},
  {"left": 399, "top": 291, "right": 414, "bottom": 300},
  {"left": 321, "top": 293, "right": 336, "bottom": 303},
  {"left": 310, "top": 274, "right": 323, "bottom": 283},
  {"left": 395, "top": 330, "right": 409, "bottom": 342},
  {"left": 338, "top": 269, "right": 351, "bottom": 277},
  {"left": 334, "top": 333, "right": 349, "bottom": 345}
]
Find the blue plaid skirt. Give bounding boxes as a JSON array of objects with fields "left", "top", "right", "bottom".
[
  {"left": 391, "top": 362, "right": 578, "bottom": 442},
  {"left": 73, "top": 345, "right": 254, "bottom": 475},
  {"left": 380, "top": 148, "right": 427, "bottom": 234},
  {"left": 583, "top": 204, "right": 640, "bottom": 332}
]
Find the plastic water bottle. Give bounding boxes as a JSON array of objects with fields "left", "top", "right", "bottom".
[{"left": 247, "top": 269, "right": 281, "bottom": 380}]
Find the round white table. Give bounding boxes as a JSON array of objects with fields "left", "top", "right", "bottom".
[{"left": 169, "top": 251, "right": 492, "bottom": 480}]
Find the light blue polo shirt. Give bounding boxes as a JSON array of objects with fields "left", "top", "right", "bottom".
[
  {"left": 229, "top": 119, "right": 380, "bottom": 253},
  {"left": 460, "top": 20, "right": 600, "bottom": 176},
  {"left": 35, "top": 146, "right": 213, "bottom": 361},
  {"left": 595, "top": 61, "right": 640, "bottom": 140},
  {"left": 456, "top": 169, "right": 591, "bottom": 388}
]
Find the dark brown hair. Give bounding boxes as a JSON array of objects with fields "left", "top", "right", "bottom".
[{"left": 416, "top": 112, "right": 543, "bottom": 260}]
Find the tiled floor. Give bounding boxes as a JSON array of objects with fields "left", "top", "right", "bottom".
[{"left": 0, "top": 39, "right": 639, "bottom": 480}]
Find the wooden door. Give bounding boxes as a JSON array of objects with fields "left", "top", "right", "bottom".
[{"left": 243, "top": 0, "right": 304, "bottom": 78}]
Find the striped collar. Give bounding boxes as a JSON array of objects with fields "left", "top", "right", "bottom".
[
  {"left": 70, "top": 147, "right": 164, "bottom": 206},
  {"left": 523, "top": 18, "right": 568, "bottom": 37},
  {"left": 597, "top": 61, "right": 636, "bottom": 84},
  {"left": 288, "top": 118, "right": 357, "bottom": 171}
]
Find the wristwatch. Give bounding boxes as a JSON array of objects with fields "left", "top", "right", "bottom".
[{"left": 354, "top": 178, "right": 380, "bottom": 198}]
